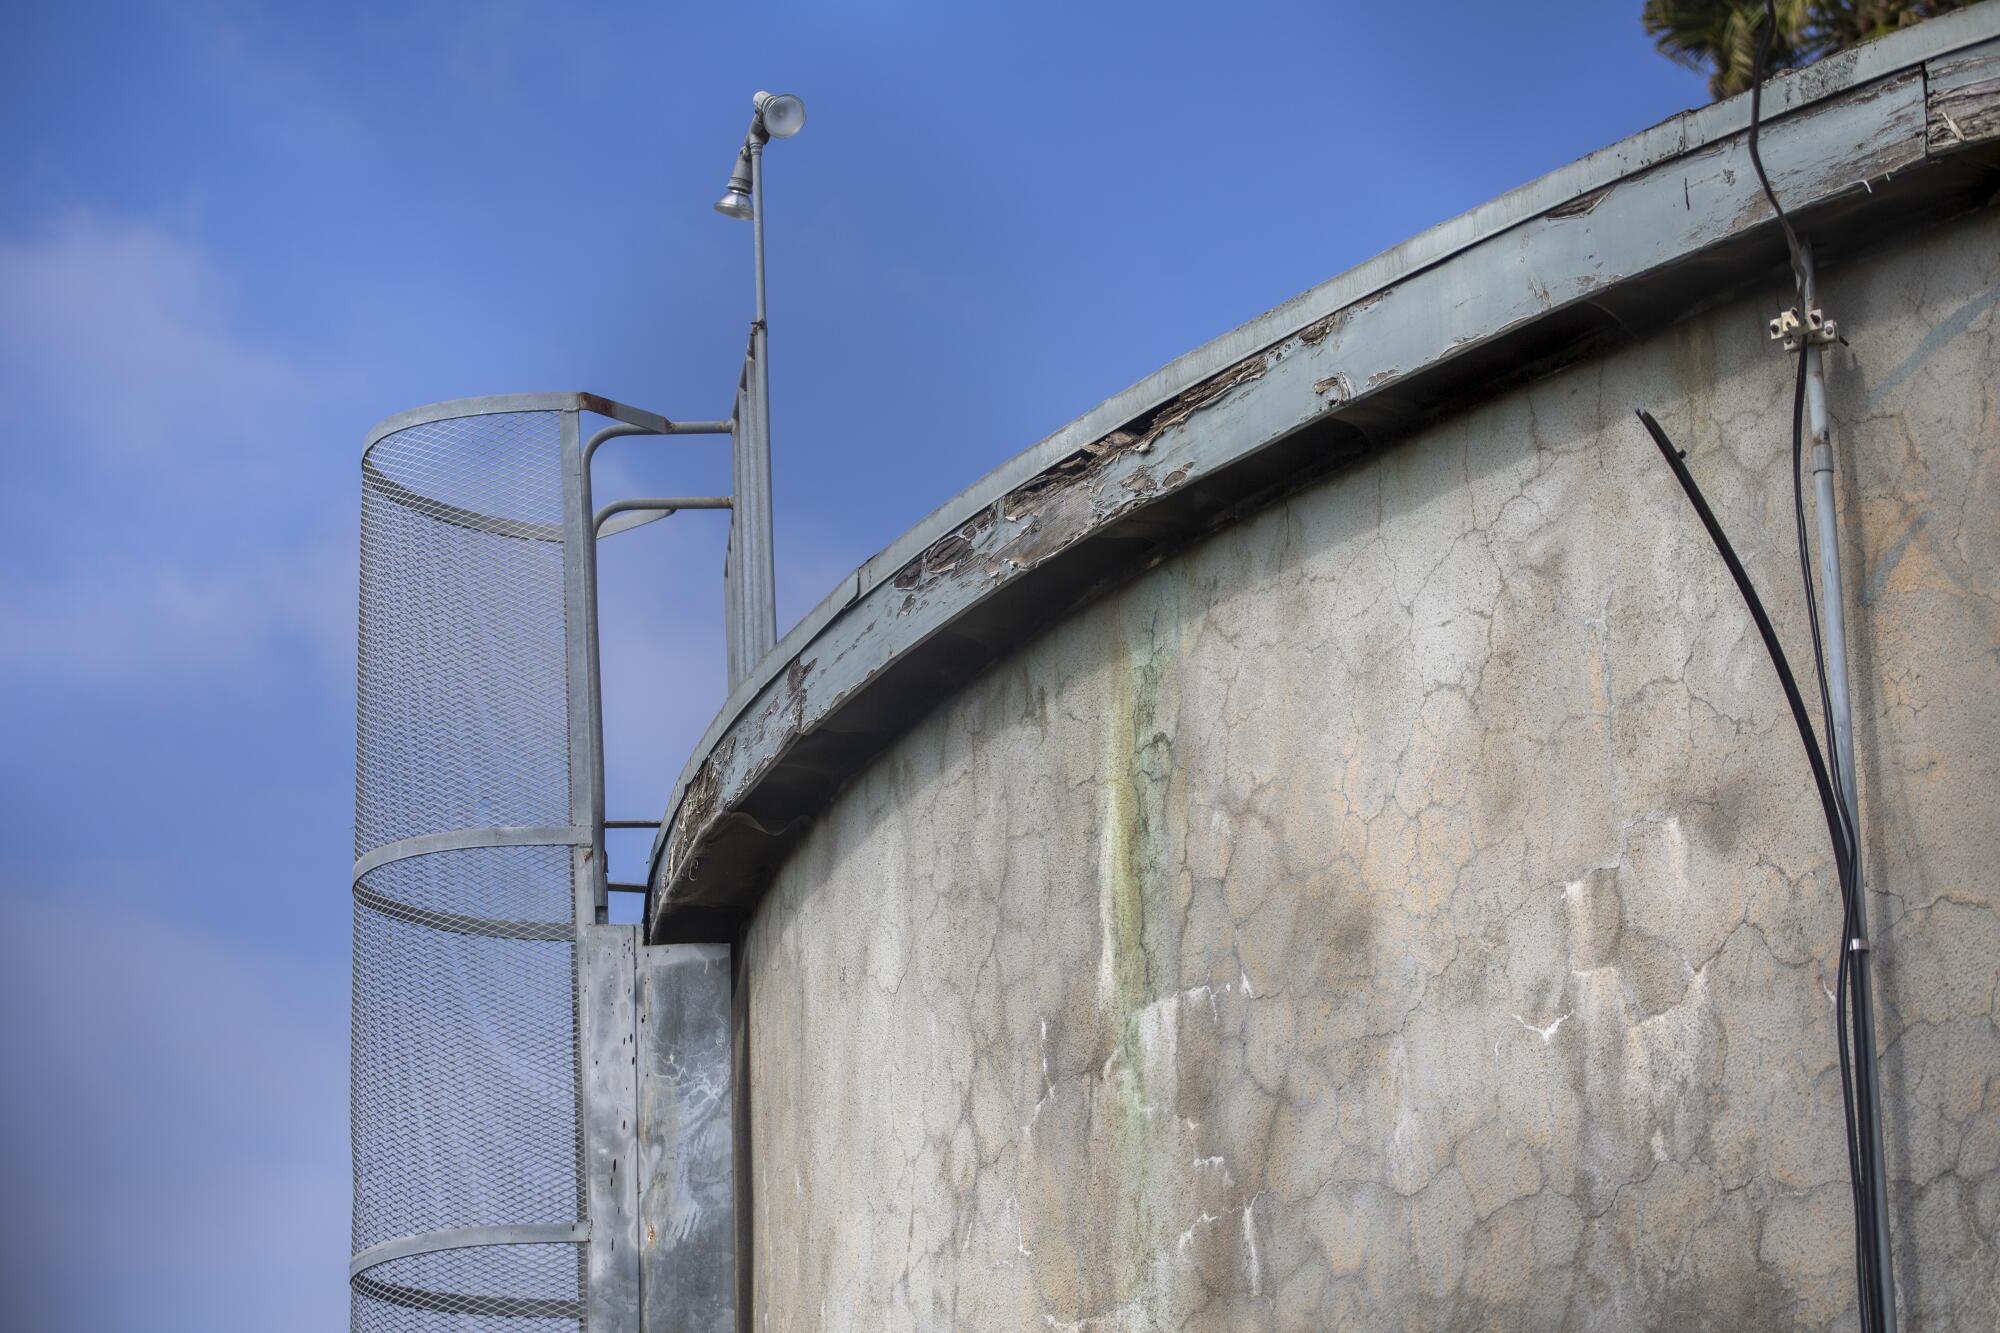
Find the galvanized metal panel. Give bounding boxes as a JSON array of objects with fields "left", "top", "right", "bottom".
[
  {"left": 580, "top": 924, "right": 642, "bottom": 1333},
  {"left": 636, "top": 943, "right": 736, "bottom": 1333}
]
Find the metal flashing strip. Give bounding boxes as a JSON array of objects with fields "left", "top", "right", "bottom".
[
  {"left": 647, "top": 18, "right": 2000, "bottom": 935},
  {"left": 646, "top": 2, "right": 2000, "bottom": 800},
  {"left": 579, "top": 926, "right": 642, "bottom": 1332},
  {"left": 352, "top": 825, "right": 593, "bottom": 884},
  {"left": 349, "top": 1224, "right": 591, "bottom": 1280},
  {"left": 832, "top": 1, "right": 2000, "bottom": 607}
]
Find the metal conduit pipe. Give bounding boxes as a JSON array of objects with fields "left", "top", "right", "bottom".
[{"left": 1799, "top": 241, "right": 1898, "bottom": 1329}]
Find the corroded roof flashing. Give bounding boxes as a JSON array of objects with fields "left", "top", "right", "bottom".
[{"left": 648, "top": 8, "right": 2000, "bottom": 941}]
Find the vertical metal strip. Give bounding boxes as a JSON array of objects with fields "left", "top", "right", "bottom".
[
  {"left": 558, "top": 404, "right": 596, "bottom": 1310},
  {"left": 560, "top": 408, "right": 607, "bottom": 928},
  {"left": 726, "top": 370, "right": 755, "bottom": 688},
  {"left": 737, "top": 143, "right": 778, "bottom": 679},
  {"left": 565, "top": 407, "right": 642, "bottom": 1329},
  {"left": 580, "top": 425, "right": 610, "bottom": 928},
  {"left": 581, "top": 925, "right": 642, "bottom": 1333}
]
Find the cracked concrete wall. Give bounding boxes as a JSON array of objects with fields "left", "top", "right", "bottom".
[{"left": 735, "top": 208, "right": 2000, "bottom": 1330}]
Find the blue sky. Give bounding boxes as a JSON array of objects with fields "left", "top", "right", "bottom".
[{"left": 0, "top": 3, "right": 1707, "bottom": 1327}]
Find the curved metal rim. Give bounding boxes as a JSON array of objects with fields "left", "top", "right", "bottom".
[
  {"left": 353, "top": 827, "right": 591, "bottom": 941},
  {"left": 351, "top": 1272, "right": 582, "bottom": 1319},
  {"left": 362, "top": 391, "right": 678, "bottom": 455},
  {"left": 353, "top": 826, "right": 592, "bottom": 883},
  {"left": 353, "top": 883, "right": 575, "bottom": 941},
  {"left": 641, "top": 10, "right": 2000, "bottom": 930},
  {"left": 360, "top": 458, "right": 565, "bottom": 543},
  {"left": 364, "top": 393, "right": 584, "bottom": 454},
  {"left": 350, "top": 1223, "right": 590, "bottom": 1280},
  {"left": 351, "top": 1272, "right": 582, "bottom": 1320}
]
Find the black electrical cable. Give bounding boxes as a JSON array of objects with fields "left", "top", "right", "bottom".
[
  {"left": 1792, "top": 349, "right": 1878, "bottom": 1330},
  {"left": 1634, "top": 412, "right": 1851, "bottom": 893},
  {"left": 1747, "top": 0, "right": 1808, "bottom": 288},
  {"left": 1634, "top": 411, "right": 1881, "bottom": 1329}
]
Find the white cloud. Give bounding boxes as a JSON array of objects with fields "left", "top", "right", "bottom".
[
  {"left": 0, "top": 213, "right": 313, "bottom": 464},
  {"left": 0, "top": 215, "right": 354, "bottom": 681},
  {"left": 180, "top": 0, "right": 605, "bottom": 150},
  {"left": 0, "top": 890, "right": 350, "bottom": 1331},
  {"left": 0, "top": 538, "right": 354, "bottom": 680}
]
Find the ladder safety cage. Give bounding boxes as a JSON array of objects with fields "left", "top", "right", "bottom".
[{"left": 352, "top": 391, "right": 730, "bottom": 1333}]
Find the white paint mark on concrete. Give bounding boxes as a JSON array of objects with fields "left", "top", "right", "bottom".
[
  {"left": 1513, "top": 1010, "right": 1572, "bottom": 1042},
  {"left": 1176, "top": 1210, "right": 1223, "bottom": 1252},
  {"left": 1242, "top": 1202, "right": 1262, "bottom": 1296}
]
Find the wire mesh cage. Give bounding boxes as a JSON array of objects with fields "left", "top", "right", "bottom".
[{"left": 353, "top": 403, "right": 586, "bottom": 1331}]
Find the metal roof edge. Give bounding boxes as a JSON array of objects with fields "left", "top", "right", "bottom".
[
  {"left": 645, "top": 8, "right": 2000, "bottom": 924},
  {"left": 846, "top": 1, "right": 2000, "bottom": 605}
]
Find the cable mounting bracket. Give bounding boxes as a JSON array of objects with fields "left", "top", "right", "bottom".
[{"left": 1769, "top": 305, "right": 1838, "bottom": 353}]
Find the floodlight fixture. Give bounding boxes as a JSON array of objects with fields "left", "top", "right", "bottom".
[
  {"left": 714, "top": 92, "right": 807, "bottom": 220},
  {"left": 714, "top": 146, "right": 754, "bottom": 219},
  {"left": 754, "top": 91, "right": 807, "bottom": 139}
]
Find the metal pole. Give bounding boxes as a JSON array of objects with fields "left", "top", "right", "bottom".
[
  {"left": 567, "top": 411, "right": 647, "bottom": 1333},
  {"left": 577, "top": 425, "right": 645, "bottom": 926},
  {"left": 736, "top": 138, "right": 779, "bottom": 679},
  {"left": 1800, "top": 242, "right": 1897, "bottom": 1330},
  {"left": 559, "top": 409, "right": 606, "bottom": 929},
  {"left": 724, "top": 372, "right": 752, "bottom": 686}
]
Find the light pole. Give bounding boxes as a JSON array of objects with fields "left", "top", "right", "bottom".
[{"left": 714, "top": 90, "right": 804, "bottom": 686}]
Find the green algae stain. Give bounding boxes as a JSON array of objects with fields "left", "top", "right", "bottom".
[{"left": 1094, "top": 578, "right": 1184, "bottom": 1303}]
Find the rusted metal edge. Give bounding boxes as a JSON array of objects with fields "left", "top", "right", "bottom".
[{"left": 647, "top": 27, "right": 2000, "bottom": 941}]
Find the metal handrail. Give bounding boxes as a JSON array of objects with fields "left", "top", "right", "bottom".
[
  {"left": 577, "top": 418, "right": 735, "bottom": 925},
  {"left": 593, "top": 496, "right": 732, "bottom": 536}
]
